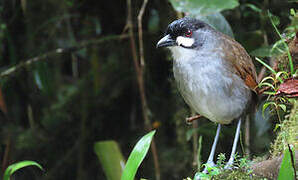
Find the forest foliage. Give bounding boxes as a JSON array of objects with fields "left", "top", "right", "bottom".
[{"left": 0, "top": 0, "right": 297, "bottom": 179}]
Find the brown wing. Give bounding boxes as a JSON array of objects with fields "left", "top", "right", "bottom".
[{"left": 219, "top": 34, "right": 258, "bottom": 93}]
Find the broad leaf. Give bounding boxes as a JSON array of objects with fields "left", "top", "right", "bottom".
[
  {"left": 196, "top": 13, "right": 234, "bottom": 37},
  {"left": 33, "top": 62, "right": 54, "bottom": 96},
  {"left": 250, "top": 46, "right": 272, "bottom": 57},
  {"left": 121, "top": 130, "right": 156, "bottom": 180},
  {"left": 169, "top": 0, "right": 239, "bottom": 16},
  {"left": 169, "top": 0, "right": 236, "bottom": 38},
  {"left": 278, "top": 147, "right": 295, "bottom": 180},
  {"left": 94, "top": 140, "right": 125, "bottom": 180}
]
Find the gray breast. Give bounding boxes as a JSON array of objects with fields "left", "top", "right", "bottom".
[{"left": 172, "top": 58, "right": 251, "bottom": 124}]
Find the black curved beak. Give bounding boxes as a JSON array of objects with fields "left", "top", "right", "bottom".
[{"left": 156, "top": 35, "right": 176, "bottom": 48}]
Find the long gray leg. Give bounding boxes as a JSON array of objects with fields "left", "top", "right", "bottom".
[
  {"left": 224, "top": 118, "right": 242, "bottom": 169},
  {"left": 202, "top": 124, "right": 221, "bottom": 173}
]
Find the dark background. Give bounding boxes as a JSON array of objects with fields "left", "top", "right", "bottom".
[{"left": 0, "top": 0, "right": 295, "bottom": 179}]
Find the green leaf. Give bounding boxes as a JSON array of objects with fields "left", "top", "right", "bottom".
[
  {"left": 250, "top": 45, "right": 272, "bottom": 57},
  {"left": 169, "top": 0, "right": 239, "bottom": 16},
  {"left": 255, "top": 57, "right": 283, "bottom": 83},
  {"left": 148, "top": 9, "right": 159, "bottom": 33},
  {"left": 197, "top": 136, "right": 203, "bottom": 170},
  {"left": 209, "top": 166, "right": 220, "bottom": 176},
  {"left": 186, "top": 128, "right": 198, "bottom": 141},
  {"left": 278, "top": 147, "right": 295, "bottom": 180},
  {"left": 271, "top": 39, "right": 287, "bottom": 55},
  {"left": 255, "top": 57, "right": 277, "bottom": 74},
  {"left": 263, "top": 91, "right": 276, "bottom": 95},
  {"left": 3, "top": 160, "right": 43, "bottom": 180},
  {"left": 196, "top": 13, "right": 234, "bottom": 38},
  {"left": 260, "top": 76, "right": 275, "bottom": 84},
  {"left": 250, "top": 44, "right": 286, "bottom": 57},
  {"left": 244, "top": 3, "right": 262, "bottom": 13},
  {"left": 275, "top": 71, "right": 288, "bottom": 80},
  {"left": 274, "top": 124, "right": 281, "bottom": 132},
  {"left": 33, "top": 62, "right": 54, "bottom": 96},
  {"left": 268, "top": 12, "right": 280, "bottom": 26},
  {"left": 94, "top": 141, "right": 125, "bottom": 180},
  {"left": 268, "top": 11, "right": 294, "bottom": 75},
  {"left": 278, "top": 104, "right": 286, "bottom": 112},
  {"left": 259, "top": 82, "right": 275, "bottom": 90},
  {"left": 290, "top": 8, "right": 295, "bottom": 16},
  {"left": 262, "top": 102, "right": 275, "bottom": 117},
  {"left": 121, "top": 130, "right": 156, "bottom": 180},
  {"left": 194, "top": 172, "right": 209, "bottom": 179}
]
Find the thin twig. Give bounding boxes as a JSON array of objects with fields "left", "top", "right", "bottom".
[
  {"left": 0, "top": 34, "right": 129, "bottom": 79},
  {"left": 126, "top": 0, "right": 139, "bottom": 75},
  {"left": 126, "top": 0, "right": 160, "bottom": 179},
  {"left": 257, "top": 66, "right": 267, "bottom": 83},
  {"left": 137, "top": 0, "right": 148, "bottom": 67},
  {"left": 257, "top": 59, "right": 278, "bottom": 83},
  {"left": 137, "top": 1, "right": 161, "bottom": 179}
]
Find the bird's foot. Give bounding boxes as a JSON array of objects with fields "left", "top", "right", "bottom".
[
  {"left": 224, "top": 159, "right": 234, "bottom": 170},
  {"left": 194, "top": 161, "right": 216, "bottom": 180},
  {"left": 202, "top": 161, "right": 216, "bottom": 174},
  {"left": 186, "top": 114, "right": 201, "bottom": 124}
]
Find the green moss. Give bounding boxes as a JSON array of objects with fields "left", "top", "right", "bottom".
[
  {"left": 212, "top": 169, "right": 265, "bottom": 180},
  {"left": 271, "top": 99, "right": 298, "bottom": 156},
  {"left": 192, "top": 154, "right": 269, "bottom": 180}
]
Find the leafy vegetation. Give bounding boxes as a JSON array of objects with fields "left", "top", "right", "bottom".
[
  {"left": 0, "top": 0, "right": 296, "bottom": 179},
  {"left": 186, "top": 154, "right": 263, "bottom": 180}
]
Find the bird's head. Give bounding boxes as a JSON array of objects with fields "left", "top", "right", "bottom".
[{"left": 156, "top": 17, "right": 214, "bottom": 49}]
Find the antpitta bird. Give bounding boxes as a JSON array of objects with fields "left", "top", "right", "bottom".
[{"left": 157, "top": 17, "right": 258, "bottom": 173}]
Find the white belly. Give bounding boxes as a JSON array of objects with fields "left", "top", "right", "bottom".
[{"left": 173, "top": 57, "right": 251, "bottom": 124}]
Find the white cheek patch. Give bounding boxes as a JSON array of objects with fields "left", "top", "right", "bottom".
[{"left": 176, "top": 36, "right": 194, "bottom": 47}]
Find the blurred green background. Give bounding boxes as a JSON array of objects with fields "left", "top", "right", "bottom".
[{"left": 0, "top": 0, "right": 296, "bottom": 179}]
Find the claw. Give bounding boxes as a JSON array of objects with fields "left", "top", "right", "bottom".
[
  {"left": 202, "top": 161, "right": 216, "bottom": 173},
  {"left": 224, "top": 161, "right": 233, "bottom": 170}
]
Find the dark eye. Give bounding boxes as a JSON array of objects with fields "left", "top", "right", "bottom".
[{"left": 185, "top": 30, "right": 192, "bottom": 37}]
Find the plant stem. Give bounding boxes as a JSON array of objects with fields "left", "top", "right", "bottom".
[
  {"left": 126, "top": 0, "right": 160, "bottom": 179},
  {"left": 268, "top": 11, "right": 294, "bottom": 75}
]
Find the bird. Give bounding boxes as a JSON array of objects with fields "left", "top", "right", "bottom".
[{"left": 156, "top": 17, "right": 258, "bottom": 173}]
